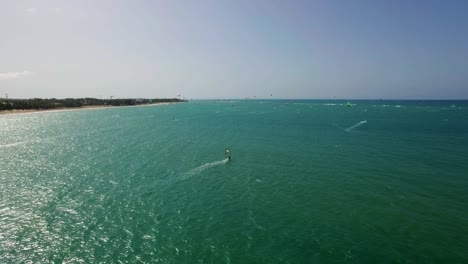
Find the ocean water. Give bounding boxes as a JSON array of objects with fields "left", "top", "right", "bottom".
[{"left": 1, "top": 100, "right": 467, "bottom": 263}]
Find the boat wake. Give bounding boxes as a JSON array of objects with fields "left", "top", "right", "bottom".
[{"left": 345, "top": 120, "right": 367, "bottom": 132}]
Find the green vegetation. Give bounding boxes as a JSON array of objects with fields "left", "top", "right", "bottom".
[{"left": 0, "top": 98, "right": 187, "bottom": 111}]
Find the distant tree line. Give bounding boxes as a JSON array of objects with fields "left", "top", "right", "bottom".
[{"left": 0, "top": 98, "right": 187, "bottom": 111}]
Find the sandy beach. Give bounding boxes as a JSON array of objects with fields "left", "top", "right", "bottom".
[{"left": 0, "top": 102, "right": 171, "bottom": 116}]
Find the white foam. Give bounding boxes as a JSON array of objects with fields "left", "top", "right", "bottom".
[
  {"left": 187, "top": 158, "right": 229, "bottom": 176},
  {"left": 345, "top": 120, "right": 367, "bottom": 132},
  {"left": 0, "top": 142, "right": 26, "bottom": 148},
  {"left": 0, "top": 139, "right": 41, "bottom": 148}
]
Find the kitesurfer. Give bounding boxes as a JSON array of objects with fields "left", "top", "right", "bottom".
[{"left": 225, "top": 147, "right": 231, "bottom": 160}]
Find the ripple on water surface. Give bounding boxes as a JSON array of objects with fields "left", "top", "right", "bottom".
[{"left": 1, "top": 102, "right": 468, "bottom": 263}]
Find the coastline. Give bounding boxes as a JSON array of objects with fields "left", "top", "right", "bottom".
[{"left": 0, "top": 102, "right": 172, "bottom": 116}]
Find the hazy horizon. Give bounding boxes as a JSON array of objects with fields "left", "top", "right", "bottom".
[
  {"left": 4, "top": 97, "right": 468, "bottom": 101},
  {"left": 1, "top": 0, "right": 468, "bottom": 100}
]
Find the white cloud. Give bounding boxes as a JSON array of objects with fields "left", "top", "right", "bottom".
[
  {"left": 0, "top": 71, "right": 34, "bottom": 80},
  {"left": 25, "top": 7, "right": 37, "bottom": 14},
  {"left": 54, "top": 7, "right": 63, "bottom": 13}
]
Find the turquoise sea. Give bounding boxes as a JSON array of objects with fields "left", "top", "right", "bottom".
[{"left": 1, "top": 100, "right": 468, "bottom": 263}]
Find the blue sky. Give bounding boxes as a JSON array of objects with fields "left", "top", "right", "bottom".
[{"left": 1, "top": 0, "right": 467, "bottom": 99}]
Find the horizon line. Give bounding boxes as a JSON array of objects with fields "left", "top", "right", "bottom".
[{"left": 2, "top": 97, "right": 468, "bottom": 101}]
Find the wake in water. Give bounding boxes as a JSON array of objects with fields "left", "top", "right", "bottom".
[
  {"left": 345, "top": 120, "right": 367, "bottom": 132},
  {"left": 164, "top": 158, "right": 229, "bottom": 185},
  {"left": 187, "top": 158, "right": 229, "bottom": 176},
  {"left": 0, "top": 139, "right": 42, "bottom": 149}
]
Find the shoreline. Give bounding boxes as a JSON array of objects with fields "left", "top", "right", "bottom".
[{"left": 0, "top": 102, "right": 172, "bottom": 116}]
